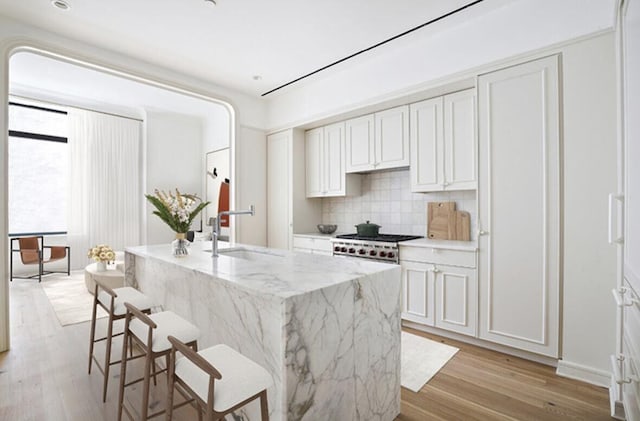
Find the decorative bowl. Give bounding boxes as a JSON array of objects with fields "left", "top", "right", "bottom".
[{"left": 317, "top": 224, "right": 337, "bottom": 234}]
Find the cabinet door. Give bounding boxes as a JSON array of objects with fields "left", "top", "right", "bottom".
[
  {"left": 444, "top": 89, "right": 476, "bottom": 190},
  {"left": 267, "top": 131, "right": 292, "bottom": 250},
  {"left": 478, "top": 55, "right": 560, "bottom": 357},
  {"left": 375, "top": 105, "right": 410, "bottom": 170},
  {"left": 434, "top": 265, "right": 477, "bottom": 336},
  {"left": 345, "top": 114, "right": 375, "bottom": 173},
  {"left": 401, "top": 261, "right": 436, "bottom": 326},
  {"left": 305, "top": 127, "right": 323, "bottom": 197},
  {"left": 410, "top": 97, "right": 444, "bottom": 192},
  {"left": 324, "top": 122, "right": 346, "bottom": 195}
]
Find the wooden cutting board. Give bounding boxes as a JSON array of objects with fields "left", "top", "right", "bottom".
[
  {"left": 427, "top": 202, "right": 456, "bottom": 239},
  {"left": 449, "top": 210, "right": 471, "bottom": 241}
]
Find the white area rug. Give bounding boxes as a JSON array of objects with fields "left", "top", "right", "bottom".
[
  {"left": 40, "top": 270, "right": 107, "bottom": 326},
  {"left": 401, "top": 331, "right": 459, "bottom": 392}
]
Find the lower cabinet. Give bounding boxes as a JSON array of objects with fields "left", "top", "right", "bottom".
[
  {"left": 292, "top": 235, "right": 333, "bottom": 256},
  {"left": 402, "top": 253, "right": 477, "bottom": 337}
]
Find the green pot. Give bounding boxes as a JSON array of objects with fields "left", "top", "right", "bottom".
[{"left": 355, "top": 220, "right": 381, "bottom": 237}]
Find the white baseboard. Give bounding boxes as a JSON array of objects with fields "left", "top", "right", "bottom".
[{"left": 556, "top": 360, "right": 611, "bottom": 387}]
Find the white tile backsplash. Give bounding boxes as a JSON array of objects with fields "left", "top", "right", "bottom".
[{"left": 321, "top": 169, "right": 477, "bottom": 239}]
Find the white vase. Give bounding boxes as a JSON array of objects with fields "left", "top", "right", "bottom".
[{"left": 96, "top": 261, "right": 107, "bottom": 272}]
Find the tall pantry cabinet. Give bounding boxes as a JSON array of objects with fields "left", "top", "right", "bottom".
[
  {"left": 267, "top": 129, "right": 320, "bottom": 249},
  {"left": 477, "top": 55, "right": 561, "bottom": 357}
]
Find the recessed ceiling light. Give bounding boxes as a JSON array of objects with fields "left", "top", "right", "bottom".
[
  {"left": 253, "top": 75, "right": 262, "bottom": 81},
  {"left": 204, "top": 0, "right": 217, "bottom": 5},
  {"left": 51, "top": 0, "right": 70, "bottom": 10}
]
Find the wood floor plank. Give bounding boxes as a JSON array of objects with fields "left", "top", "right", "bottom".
[{"left": 0, "top": 281, "right": 612, "bottom": 421}]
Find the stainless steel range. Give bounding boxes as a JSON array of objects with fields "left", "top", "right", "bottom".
[{"left": 330, "top": 234, "right": 423, "bottom": 264}]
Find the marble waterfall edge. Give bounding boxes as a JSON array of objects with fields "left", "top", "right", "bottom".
[{"left": 125, "top": 242, "right": 401, "bottom": 421}]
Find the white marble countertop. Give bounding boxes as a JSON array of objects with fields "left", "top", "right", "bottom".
[
  {"left": 293, "top": 232, "right": 343, "bottom": 239},
  {"left": 126, "top": 241, "right": 398, "bottom": 299},
  {"left": 400, "top": 238, "right": 478, "bottom": 251}
]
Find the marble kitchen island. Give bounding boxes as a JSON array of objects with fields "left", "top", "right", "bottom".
[{"left": 125, "top": 241, "right": 402, "bottom": 421}]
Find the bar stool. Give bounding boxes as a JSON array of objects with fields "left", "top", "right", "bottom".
[
  {"left": 166, "top": 336, "right": 272, "bottom": 421},
  {"left": 118, "top": 303, "right": 200, "bottom": 421},
  {"left": 88, "top": 280, "right": 154, "bottom": 402}
]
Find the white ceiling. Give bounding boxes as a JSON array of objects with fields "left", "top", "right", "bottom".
[{"left": 0, "top": 0, "right": 510, "bottom": 98}]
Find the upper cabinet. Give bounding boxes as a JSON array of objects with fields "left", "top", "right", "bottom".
[
  {"left": 410, "top": 89, "right": 476, "bottom": 192},
  {"left": 305, "top": 122, "right": 360, "bottom": 198},
  {"left": 345, "top": 105, "right": 410, "bottom": 173}
]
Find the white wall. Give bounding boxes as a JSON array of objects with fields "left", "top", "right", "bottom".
[
  {"left": 266, "top": 0, "right": 615, "bottom": 131},
  {"left": 144, "top": 111, "right": 203, "bottom": 245},
  {"left": 235, "top": 126, "right": 267, "bottom": 246}
]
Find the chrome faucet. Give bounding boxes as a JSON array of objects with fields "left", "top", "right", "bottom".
[{"left": 212, "top": 205, "right": 255, "bottom": 257}]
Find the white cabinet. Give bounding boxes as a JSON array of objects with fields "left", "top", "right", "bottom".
[
  {"left": 401, "top": 245, "right": 477, "bottom": 337},
  {"left": 477, "top": 55, "right": 560, "bottom": 357},
  {"left": 345, "top": 115, "right": 375, "bottom": 172},
  {"left": 345, "top": 105, "right": 410, "bottom": 173},
  {"left": 267, "top": 130, "right": 321, "bottom": 250},
  {"left": 305, "top": 123, "right": 360, "bottom": 198},
  {"left": 410, "top": 89, "right": 476, "bottom": 192},
  {"left": 292, "top": 235, "right": 333, "bottom": 256}
]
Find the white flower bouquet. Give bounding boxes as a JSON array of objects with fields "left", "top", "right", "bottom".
[
  {"left": 88, "top": 244, "right": 116, "bottom": 262},
  {"left": 145, "top": 189, "right": 209, "bottom": 234}
]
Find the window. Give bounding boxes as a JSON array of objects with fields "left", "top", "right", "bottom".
[{"left": 8, "top": 101, "right": 69, "bottom": 236}]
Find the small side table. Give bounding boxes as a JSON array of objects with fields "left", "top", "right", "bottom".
[{"left": 85, "top": 261, "right": 125, "bottom": 294}]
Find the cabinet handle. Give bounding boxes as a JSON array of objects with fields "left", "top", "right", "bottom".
[
  {"left": 478, "top": 230, "right": 488, "bottom": 236},
  {"left": 610, "top": 354, "right": 639, "bottom": 384},
  {"left": 608, "top": 193, "right": 624, "bottom": 244},
  {"left": 612, "top": 288, "right": 640, "bottom": 307},
  {"left": 442, "top": 182, "right": 449, "bottom": 187}
]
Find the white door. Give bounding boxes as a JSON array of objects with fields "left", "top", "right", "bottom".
[
  {"left": 305, "top": 128, "right": 323, "bottom": 197},
  {"left": 434, "top": 265, "right": 477, "bottom": 336},
  {"left": 410, "top": 97, "right": 443, "bottom": 192},
  {"left": 401, "top": 261, "right": 436, "bottom": 326},
  {"left": 324, "top": 122, "right": 345, "bottom": 195},
  {"left": 267, "top": 131, "right": 291, "bottom": 250},
  {"left": 345, "top": 114, "right": 375, "bottom": 173},
  {"left": 375, "top": 105, "right": 410, "bottom": 170},
  {"left": 444, "top": 89, "right": 476, "bottom": 191},
  {"left": 477, "top": 55, "right": 560, "bottom": 357}
]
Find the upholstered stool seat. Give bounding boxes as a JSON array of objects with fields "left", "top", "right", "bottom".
[
  {"left": 98, "top": 287, "right": 153, "bottom": 316},
  {"left": 89, "top": 281, "right": 154, "bottom": 403},
  {"left": 166, "top": 337, "right": 272, "bottom": 420},
  {"left": 118, "top": 304, "right": 200, "bottom": 421}
]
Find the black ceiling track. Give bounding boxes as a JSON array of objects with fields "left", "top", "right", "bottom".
[{"left": 261, "top": 0, "right": 485, "bottom": 97}]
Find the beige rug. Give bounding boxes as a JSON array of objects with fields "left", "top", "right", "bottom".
[
  {"left": 401, "top": 331, "right": 459, "bottom": 392},
  {"left": 40, "top": 270, "right": 107, "bottom": 326}
]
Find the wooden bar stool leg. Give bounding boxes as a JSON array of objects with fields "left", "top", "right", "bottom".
[
  {"left": 117, "top": 317, "right": 131, "bottom": 421},
  {"left": 141, "top": 349, "right": 153, "bottom": 420},
  {"left": 88, "top": 291, "right": 99, "bottom": 374},
  {"left": 102, "top": 313, "right": 115, "bottom": 403}
]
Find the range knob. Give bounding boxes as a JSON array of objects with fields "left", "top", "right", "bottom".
[
  {"left": 348, "top": 248, "right": 356, "bottom": 254},
  {"left": 387, "top": 252, "right": 395, "bottom": 258},
  {"left": 369, "top": 250, "right": 377, "bottom": 256},
  {"left": 334, "top": 246, "right": 341, "bottom": 252},
  {"left": 358, "top": 249, "right": 366, "bottom": 255},
  {"left": 341, "top": 247, "right": 348, "bottom": 252},
  {"left": 379, "top": 251, "right": 387, "bottom": 258}
]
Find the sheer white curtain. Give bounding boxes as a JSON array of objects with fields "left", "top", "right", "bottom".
[{"left": 67, "top": 109, "right": 142, "bottom": 269}]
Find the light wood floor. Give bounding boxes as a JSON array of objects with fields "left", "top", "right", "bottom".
[{"left": 1, "top": 280, "right": 611, "bottom": 420}]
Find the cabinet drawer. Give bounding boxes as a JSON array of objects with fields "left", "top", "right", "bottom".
[
  {"left": 400, "top": 246, "right": 476, "bottom": 268},
  {"left": 292, "top": 236, "right": 333, "bottom": 252}
]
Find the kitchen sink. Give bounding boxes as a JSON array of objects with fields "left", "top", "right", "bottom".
[{"left": 207, "top": 247, "right": 284, "bottom": 262}]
